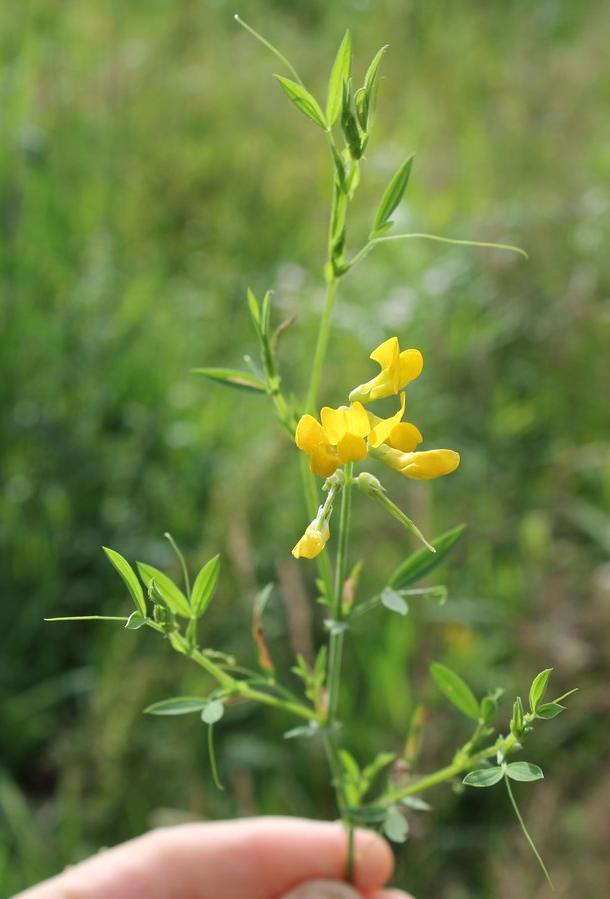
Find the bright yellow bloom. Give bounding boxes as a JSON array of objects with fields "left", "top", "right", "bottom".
[
  {"left": 295, "top": 402, "right": 370, "bottom": 477},
  {"left": 349, "top": 336, "right": 423, "bottom": 404},
  {"left": 292, "top": 519, "right": 330, "bottom": 559},
  {"left": 372, "top": 443, "right": 460, "bottom": 480},
  {"left": 367, "top": 392, "right": 423, "bottom": 451}
]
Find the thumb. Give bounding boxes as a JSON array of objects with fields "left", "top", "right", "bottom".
[{"left": 280, "top": 881, "right": 363, "bottom": 899}]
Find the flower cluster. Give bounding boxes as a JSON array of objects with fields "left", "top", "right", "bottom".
[{"left": 292, "top": 336, "right": 460, "bottom": 558}]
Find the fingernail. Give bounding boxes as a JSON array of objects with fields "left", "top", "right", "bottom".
[{"left": 280, "top": 879, "right": 362, "bottom": 899}]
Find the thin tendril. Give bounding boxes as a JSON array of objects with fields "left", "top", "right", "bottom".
[
  {"left": 208, "top": 724, "right": 224, "bottom": 791},
  {"left": 164, "top": 531, "right": 191, "bottom": 599},
  {"left": 376, "top": 232, "right": 529, "bottom": 259},
  {"left": 234, "top": 15, "right": 304, "bottom": 85},
  {"left": 504, "top": 776, "right": 554, "bottom": 891}
]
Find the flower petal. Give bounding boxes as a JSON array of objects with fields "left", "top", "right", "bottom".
[
  {"left": 320, "top": 405, "right": 348, "bottom": 444},
  {"left": 336, "top": 433, "right": 368, "bottom": 464},
  {"left": 387, "top": 421, "right": 423, "bottom": 452},
  {"left": 310, "top": 444, "right": 339, "bottom": 477},
  {"left": 344, "top": 401, "right": 371, "bottom": 437},
  {"left": 399, "top": 449, "right": 460, "bottom": 480},
  {"left": 292, "top": 521, "right": 330, "bottom": 559},
  {"left": 398, "top": 348, "right": 423, "bottom": 388},
  {"left": 370, "top": 336, "right": 399, "bottom": 371},
  {"left": 295, "top": 415, "right": 326, "bottom": 452},
  {"left": 368, "top": 393, "right": 406, "bottom": 448}
]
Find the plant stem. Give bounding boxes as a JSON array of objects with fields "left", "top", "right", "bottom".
[
  {"left": 189, "top": 649, "right": 317, "bottom": 722},
  {"left": 504, "top": 776, "right": 553, "bottom": 889},
  {"left": 306, "top": 276, "right": 338, "bottom": 413}
]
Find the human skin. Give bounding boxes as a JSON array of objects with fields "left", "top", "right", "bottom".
[{"left": 14, "top": 817, "right": 413, "bottom": 899}]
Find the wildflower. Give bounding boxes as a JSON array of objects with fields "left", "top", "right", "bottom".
[
  {"left": 367, "top": 392, "right": 423, "bottom": 451},
  {"left": 292, "top": 518, "right": 330, "bottom": 559},
  {"left": 295, "top": 402, "right": 370, "bottom": 477},
  {"left": 349, "top": 336, "right": 423, "bottom": 404},
  {"left": 372, "top": 443, "right": 460, "bottom": 480}
]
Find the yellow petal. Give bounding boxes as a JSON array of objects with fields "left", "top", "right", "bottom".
[
  {"left": 398, "top": 349, "right": 424, "bottom": 388},
  {"left": 292, "top": 521, "right": 330, "bottom": 559},
  {"left": 387, "top": 421, "right": 423, "bottom": 452},
  {"left": 320, "top": 405, "right": 348, "bottom": 444},
  {"left": 295, "top": 415, "right": 326, "bottom": 452},
  {"left": 336, "top": 433, "right": 368, "bottom": 464},
  {"left": 344, "top": 401, "right": 371, "bottom": 437},
  {"left": 368, "top": 393, "right": 406, "bottom": 448},
  {"left": 370, "top": 336, "right": 399, "bottom": 371},
  {"left": 399, "top": 449, "right": 460, "bottom": 480},
  {"left": 310, "top": 444, "right": 339, "bottom": 477}
]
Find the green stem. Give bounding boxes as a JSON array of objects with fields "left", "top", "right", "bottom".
[
  {"left": 190, "top": 649, "right": 317, "bottom": 722},
  {"left": 504, "top": 776, "right": 553, "bottom": 889},
  {"left": 306, "top": 276, "right": 338, "bottom": 412}
]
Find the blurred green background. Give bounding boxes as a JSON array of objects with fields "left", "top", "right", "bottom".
[{"left": 1, "top": 0, "right": 610, "bottom": 896}]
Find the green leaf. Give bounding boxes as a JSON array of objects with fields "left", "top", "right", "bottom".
[
  {"left": 137, "top": 563, "right": 192, "bottom": 619},
  {"left": 345, "top": 805, "right": 387, "bottom": 825},
  {"left": 359, "top": 44, "right": 388, "bottom": 128},
  {"left": 383, "top": 806, "right": 409, "bottom": 843},
  {"left": 192, "top": 367, "right": 266, "bottom": 393},
  {"left": 529, "top": 668, "right": 553, "bottom": 714},
  {"left": 274, "top": 75, "right": 327, "bottom": 130},
  {"left": 103, "top": 547, "right": 146, "bottom": 616},
  {"left": 125, "top": 611, "right": 148, "bottom": 630},
  {"left": 401, "top": 796, "right": 431, "bottom": 812},
  {"left": 144, "top": 697, "right": 208, "bottom": 716},
  {"left": 283, "top": 724, "right": 320, "bottom": 740},
  {"left": 388, "top": 524, "right": 465, "bottom": 590},
  {"left": 536, "top": 702, "right": 566, "bottom": 720},
  {"left": 505, "top": 762, "right": 544, "bottom": 782},
  {"left": 371, "top": 155, "right": 414, "bottom": 238},
  {"left": 326, "top": 30, "right": 351, "bottom": 126},
  {"left": 380, "top": 587, "right": 408, "bottom": 616},
  {"left": 191, "top": 555, "right": 220, "bottom": 618},
  {"left": 463, "top": 766, "right": 503, "bottom": 788},
  {"left": 430, "top": 662, "right": 480, "bottom": 721},
  {"left": 247, "top": 288, "right": 261, "bottom": 333},
  {"left": 201, "top": 700, "right": 225, "bottom": 725}
]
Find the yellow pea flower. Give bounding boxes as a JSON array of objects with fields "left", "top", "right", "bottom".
[
  {"left": 295, "top": 402, "right": 370, "bottom": 477},
  {"left": 349, "top": 336, "right": 424, "bottom": 404},
  {"left": 292, "top": 518, "right": 330, "bottom": 559},
  {"left": 372, "top": 443, "right": 460, "bottom": 480},
  {"left": 367, "top": 392, "right": 423, "bottom": 451}
]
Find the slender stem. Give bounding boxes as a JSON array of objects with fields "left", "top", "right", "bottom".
[
  {"left": 234, "top": 15, "right": 304, "bottom": 86},
  {"left": 306, "top": 276, "right": 338, "bottom": 412},
  {"left": 504, "top": 776, "right": 553, "bottom": 889},
  {"left": 190, "top": 649, "right": 317, "bottom": 722},
  {"left": 45, "top": 616, "right": 129, "bottom": 622}
]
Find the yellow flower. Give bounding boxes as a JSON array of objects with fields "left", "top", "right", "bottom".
[
  {"left": 372, "top": 443, "right": 460, "bottom": 480},
  {"left": 295, "top": 402, "right": 370, "bottom": 477},
  {"left": 367, "top": 392, "right": 423, "bottom": 451},
  {"left": 349, "top": 336, "right": 423, "bottom": 404},
  {"left": 292, "top": 519, "right": 330, "bottom": 559}
]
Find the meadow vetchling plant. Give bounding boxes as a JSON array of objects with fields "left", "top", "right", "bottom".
[{"left": 48, "top": 19, "right": 575, "bottom": 889}]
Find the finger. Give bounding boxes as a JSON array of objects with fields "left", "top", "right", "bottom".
[
  {"left": 373, "top": 891, "right": 415, "bottom": 899},
  {"left": 16, "top": 817, "right": 394, "bottom": 899},
  {"left": 280, "top": 880, "right": 362, "bottom": 898}
]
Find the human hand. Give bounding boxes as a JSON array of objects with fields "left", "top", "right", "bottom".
[{"left": 14, "top": 817, "right": 413, "bottom": 899}]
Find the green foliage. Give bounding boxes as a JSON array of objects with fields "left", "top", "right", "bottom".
[
  {"left": 274, "top": 76, "right": 327, "bottom": 130},
  {"left": 103, "top": 548, "right": 146, "bottom": 617},
  {"left": 505, "top": 762, "right": 544, "bottom": 783},
  {"left": 191, "top": 556, "right": 220, "bottom": 618},
  {"left": 429, "top": 662, "right": 480, "bottom": 721},
  {"left": 463, "top": 767, "right": 504, "bottom": 788},
  {"left": 388, "top": 525, "right": 466, "bottom": 590},
  {"left": 137, "top": 563, "right": 191, "bottom": 619},
  {"left": 144, "top": 697, "right": 209, "bottom": 716},
  {"left": 192, "top": 367, "right": 266, "bottom": 393},
  {"left": 370, "top": 156, "right": 415, "bottom": 238},
  {"left": 326, "top": 31, "right": 352, "bottom": 127}
]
